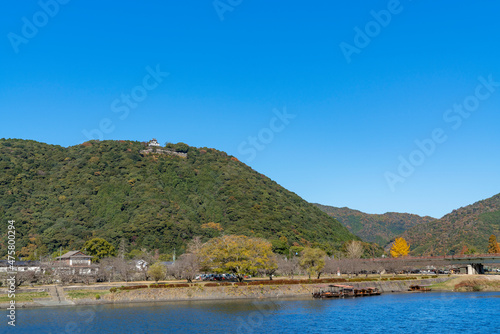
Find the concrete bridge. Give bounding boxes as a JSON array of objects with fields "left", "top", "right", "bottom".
[
  {"left": 392, "top": 254, "right": 500, "bottom": 275},
  {"left": 441, "top": 254, "right": 500, "bottom": 274},
  {"left": 364, "top": 254, "right": 500, "bottom": 275}
]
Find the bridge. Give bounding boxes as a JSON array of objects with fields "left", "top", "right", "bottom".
[
  {"left": 426, "top": 254, "right": 500, "bottom": 274},
  {"left": 366, "top": 254, "right": 500, "bottom": 275}
]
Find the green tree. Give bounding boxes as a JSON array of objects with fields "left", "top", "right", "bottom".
[
  {"left": 198, "top": 235, "right": 275, "bottom": 282},
  {"left": 52, "top": 249, "right": 71, "bottom": 259},
  {"left": 173, "top": 142, "right": 190, "bottom": 153},
  {"left": 148, "top": 262, "right": 166, "bottom": 283},
  {"left": 82, "top": 238, "right": 117, "bottom": 262},
  {"left": 289, "top": 246, "right": 304, "bottom": 257},
  {"left": 299, "top": 247, "right": 326, "bottom": 279},
  {"left": 271, "top": 236, "right": 289, "bottom": 255}
]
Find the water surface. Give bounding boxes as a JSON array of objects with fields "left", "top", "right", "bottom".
[{"left": 3, "top": 292, "right": 499, "bottom": 333}]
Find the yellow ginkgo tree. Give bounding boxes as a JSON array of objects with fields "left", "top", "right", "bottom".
[
  {"left": 390, "top": 237, "right": 410, "bottom": 258},
  {"left": 198, "top": 235, "right": 276, "bottom": 282}
]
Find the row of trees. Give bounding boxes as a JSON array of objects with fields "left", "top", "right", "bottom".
[
  {"left": 10, "top": 234, "right": 486, "bottom": 288},
  {"left": 146, "top": 236, "right": 418, "bottom": 282}
]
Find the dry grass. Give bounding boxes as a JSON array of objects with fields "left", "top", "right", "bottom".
[
  {"left": 431, "top": 275, "right": 500, "bottom": 292},
  {"left": 0, "top": 291, "right": 49, "bottom": 303}
]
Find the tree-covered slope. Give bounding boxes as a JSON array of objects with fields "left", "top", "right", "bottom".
[
  {"left": 0, "top": 139, "right": 356, "bottom": 257},
  {"left": 402, "top": 193, "right": 500, "bottom": 255},
  {"left": 314, "top": 204, "right": 436, "bottom": 247}
]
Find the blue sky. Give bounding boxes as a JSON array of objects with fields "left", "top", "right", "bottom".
[{"left": 1, "top": 1, "right": 499, "bottom": 218}]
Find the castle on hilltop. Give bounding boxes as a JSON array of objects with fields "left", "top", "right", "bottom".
[
  {"left": 140, "top": 139, "right": 187, "bottom": 158},
  {"left": 148, "top": 138, "right": 161, "bottom": 147}
]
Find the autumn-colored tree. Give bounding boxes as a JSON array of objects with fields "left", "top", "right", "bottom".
[
  {"left": 299, "top": 247, "right": 327, "bottom": 279},
  {"left": 390, "top": 237, "right": 410, "bottom": 258},
  {"left": 459, "top": 245, "right": 469, "bottom": 255},
  {"left": 198, "top": 235, "right": 276, "bottom": 282},
  {"left": 488, "top": 235, "right": 500, "bottom": 254},
  {"left": 19, "top": 236, "right": 48, "bottom": 261},
  {"left": 82, "top": 238, "right": 117, "bottom": 262},
  {"left": 201, "top": 222, "right": 223, "bottom": 231}
]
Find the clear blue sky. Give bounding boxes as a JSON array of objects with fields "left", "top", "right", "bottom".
[{"left": 1, "top": 1, "right": 499, "bottom": 218}]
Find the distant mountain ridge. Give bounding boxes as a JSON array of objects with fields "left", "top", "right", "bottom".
[
  {"left": 314, "top": 204, "right": 435, "bottom": 247},
  {"left": 402, "top": 193, "right": 500, "bottom": 255}
]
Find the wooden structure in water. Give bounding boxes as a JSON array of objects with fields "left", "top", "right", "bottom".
[
  {"left": 408, "top": 285, "right": 432, "bottom": 292},
  {"left": 312, "top": 285, "right": 381, "bottom": 299}
]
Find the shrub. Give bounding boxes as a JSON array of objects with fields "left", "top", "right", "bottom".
[
  {"left": 389, "top": 277, "right": 413, "bottom": 281},
  {"left": 235, "top": 282, "right": 248, "bottom": 286},
  {"left": 454, "top": 279, "right": 484, "bottom": 292},
  {"left": 112, "top": 285, "right": 148, "bottom": 292},
  {"left": 204, "top": 283, "right": 220, "bottom": 287},
  {"left": 169, "top": 283, "right": 190, "bottom": 288},
  {"left": 95, "top": 294, "right": 101, "bottom": 300}
]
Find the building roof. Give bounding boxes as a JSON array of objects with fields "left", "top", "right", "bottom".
[{"left": 56, "top": 250, "right": 92, "bottom": 260}]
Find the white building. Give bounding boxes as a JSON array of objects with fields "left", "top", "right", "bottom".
[{"left": 148, "top": 139, "right": 161, "bottom": 147}]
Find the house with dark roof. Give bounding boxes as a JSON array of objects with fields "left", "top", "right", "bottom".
[{"left": 55, "top": 251, "right": 92, "bottom": 267}]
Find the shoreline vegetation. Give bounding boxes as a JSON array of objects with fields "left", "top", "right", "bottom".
[
  {"left": 3, "top": 275, "right": 499, "bottom": 309},
  {"left": 429, "top": 274, "right": 500, "bottom": 292}
]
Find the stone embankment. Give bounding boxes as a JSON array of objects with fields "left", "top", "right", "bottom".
[{"left": 0, "top": 276, "right": 466, "bottom": 309}]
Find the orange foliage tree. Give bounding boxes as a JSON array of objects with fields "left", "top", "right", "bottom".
[
  {"left": 488, "top": 235, "right": 500, "bottom": 254},
  {"left": 390, "top": 237, "right": 410, "bottom": 258}
]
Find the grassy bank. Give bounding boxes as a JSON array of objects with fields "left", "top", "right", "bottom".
[
  {"left": 0, "top": 291, "right": 49, "bottom": 303},
  {"left": 430, "top": 275, "right": 500, "bottom": 292},
  {"left": 70, "top": 277, "right": 451, "bottom": 303},
  {"left": 66, "top": 290, "right": 112, "bottom": 300}
]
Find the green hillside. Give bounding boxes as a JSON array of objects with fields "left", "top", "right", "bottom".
[
  {"left": 314, "top": 204, "right": 435, "bottom": 246},
  {"left": 402, "top": 193, "right": 500, "bottom": 255},
  {"left": 0, "top": 139, "right": 356, "bottom": 258}
]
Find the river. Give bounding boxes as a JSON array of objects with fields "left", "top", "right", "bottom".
[{"left": 3, "top": 292, "right": 499, "bottom": 333}]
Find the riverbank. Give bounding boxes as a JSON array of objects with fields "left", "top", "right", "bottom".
[
  {"left": 430, "top": 274, "right": 500, "bottom": 292},
  {"left": 0, "top": 276, "right": 457, "bottom": 309}
]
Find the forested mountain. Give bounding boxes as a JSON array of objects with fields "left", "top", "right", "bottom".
[
  {"left": 402, "top": 193, "right": 500, "bottom": 255},
  {"left": 0, "top": 139, "right": 356, "bottom": 258},
  {"left": 313, "top": 204, "right": 435, "bottom": 247}
]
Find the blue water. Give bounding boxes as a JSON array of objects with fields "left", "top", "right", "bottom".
[{"left": 2, "top": 292, "right": 499, "bottom": 333}]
